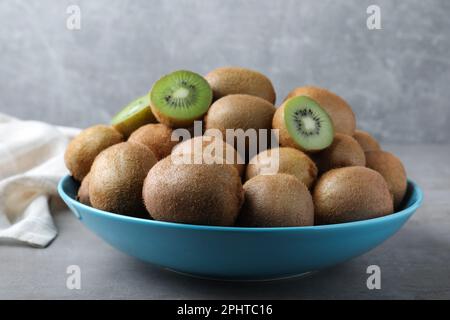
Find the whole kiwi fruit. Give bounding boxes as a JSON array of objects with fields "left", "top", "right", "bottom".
[
  {"left": 313, "top": 133, "right": 366, "bottom": 173},
  {"left": 128, "top": 123, "right": 178, "bottom": 160},
  {"left": 142, "top": 155, "right": 244, "bottom": 226},
  {"left": 353, "top": 129, "right": 381, "bottom": 152},
  {"left": 272, "top": 95, "right": 334, "bottom": 152},
  {"left": 64, "top": 125, "right": 123, "bottom": 181},
  {"left": 77, "top": 173, "right": 91, "bottom": 206},
  {"left": 205, "top": 67, "right": 276, "bottom": 103},
  {"left": 284, "top": 86, "right": 356, "bottom": 135},
  {"left": 204, "top": 94, "right": 275, "bottom": 159},
  {"left": 246, "top": 147, "right": 318, "bottom": 189},
  {"left": 365, "top": 150, "right": 407, "bottom": 209},
  {"left": 171, "top": 135, "right": 245, "bottom": 176},
  {"left": 313, "top": 166, "right": 394, "bottom": 224},
  {"left": 205, "top": 94, "right": 275, "bottom": 133},
  {"left": 89, "top": 142, "right": 157, "bottom": 218},
  {"left": 237, "top": 174, "right": 314, "bottom": 227}
]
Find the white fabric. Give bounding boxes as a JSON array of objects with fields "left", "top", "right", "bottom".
[{"left": 0, "top": 113, "right": 79, "bottom": 247}]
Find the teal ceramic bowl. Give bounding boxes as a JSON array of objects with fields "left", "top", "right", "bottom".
[{"left": 58, "top": 175, "right": 423, "bottom": 280}]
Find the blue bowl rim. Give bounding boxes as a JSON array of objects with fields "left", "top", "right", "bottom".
[{"left": 58, "top": 175, "right": 423, "bottom": 233}]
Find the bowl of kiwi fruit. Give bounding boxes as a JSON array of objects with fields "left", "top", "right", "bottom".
[{"left": 58, "top": 67, "right": 423, "bottom": 280}]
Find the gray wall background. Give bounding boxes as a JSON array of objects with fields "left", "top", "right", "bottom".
[{"left": 0, "top": 0, "right": 449, "bottom": 143}]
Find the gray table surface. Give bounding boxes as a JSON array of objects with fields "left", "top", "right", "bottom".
[{"left": 1, "top": 144, "right": 449, "bottom": 300}]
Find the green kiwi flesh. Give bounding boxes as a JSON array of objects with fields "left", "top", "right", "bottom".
[
  {"left": 283, "top": 96, "right": 334, "bottom": 151},
  {"left": 111, "top": 94, "right": 157, "bottom": 137},
  {"left": 150, "top": 70, "right": 213, "bottom": 127}
]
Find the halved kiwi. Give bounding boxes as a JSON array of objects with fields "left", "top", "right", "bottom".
[
  {"left": 284, "top": 86, "right": 356, "bottom": 135},
  {"left": 111, "top": 94, "right": 156, "bottom": 137},
  {"left": 150, "top": 70, "right": 213, "bottom": 128},
  {"left": 272, "top": 96, "right": 334, "bottom": 152}
]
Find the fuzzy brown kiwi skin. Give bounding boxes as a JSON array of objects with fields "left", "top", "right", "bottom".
[
  {"left": 353, "top": 129, "right": 381, "bottom": 152},
  {"left": 246, "top": 147, "right": 318, "bottom": 189},
  {"left": 365, "top": 150, "right": 407, "bottom": 209},
  {"left": 64, "top": 125, "right": 123, "bottom": 182},
  {"left": 272, "top": 102, "right": 333, "bottom": 153},
  {"left": 89, "top": 142, "right": 157, "bottom": 218},
  {"left": 77, "top": 173, "right": 91, "bottom": 206},
  {"left": 284, "top": 86, "right": 356, "bottom": 135},
  {"left": 171, "top": 135, "right": 245, "bottom": 176},
  {"left": 205, "top": 67, "right": 276, "bottom": 103},
  {"left": 204, "top": 94, "right": 275, "bottom": 161},
  {"left": 64, "top": 125, "right": 123, "bottom": 181},
  {"left": 205, "top": 94, "right": 275, "bottom": 133},
  {"left": 312, "top": 133, "right": 366, "bottom": 173},
  {"left": 142, "top": 155, "right": 244, "bottom": 226},
  {"left": 236, "top": 174, "right": 314, "bottom": 227},
  {"left": 313, "top": 166, "right": 394, "bottom": 225},
  {"left": 272, "top": 105, "right": 306, "bottom": 151},
  {"left": 128, "top": 123, "right": 179, "bottom": 160}
]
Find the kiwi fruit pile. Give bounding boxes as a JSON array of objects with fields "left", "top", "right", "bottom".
[
  {"left": 65, "top": 66, "right": 408, "bottom": 227},
  {"left": 273, "top": 95, "right": 334, "bottom": 152}
]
